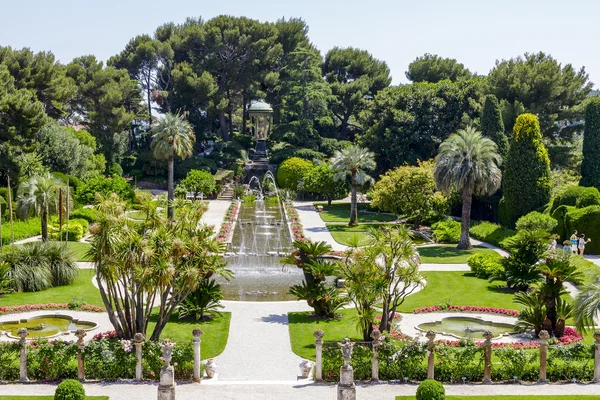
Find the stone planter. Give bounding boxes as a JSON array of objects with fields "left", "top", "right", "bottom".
[
  {"left": 316, "top": 206, "right": 323, "bottom": 212},
  {"left": 299, "top": 360, "right": 313, "bottom": 379},
  {"left": 205, "top": 359, "right": 216, "bottom": 379}
]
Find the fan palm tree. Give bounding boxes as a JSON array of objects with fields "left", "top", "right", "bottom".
[
  {"left": 151, "top": 112, "right": 196, "bottom": 220},
  {"left": 16, "top": 173, "right": 63, "bottom": 241},
  {"left": 434, "top": 127, "right": 502, "bottom": 249},
  {"left": 574, "top": 273, "right": 600, "bottom": 333},
  {"left": 331, "top": 145, "right": 376, "bottom": 227}
]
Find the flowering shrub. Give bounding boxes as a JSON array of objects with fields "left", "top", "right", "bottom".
[
  {"left": 217, "top": 201, "right": 240, "bottom": 243},
  {"left": 412, "top": 305, "right": 520, "bottom": 317},
  {"left": 284, "top": 200, "right": 305, "bottom": 242},
  {"left": 0, "top": 303, "right": 105, "bottom": 315}
]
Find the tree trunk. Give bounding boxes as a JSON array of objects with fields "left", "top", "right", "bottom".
[
  {"left": 327, "top": 197, "right": 332, "bottom": 206},
  {"left": 219, "top": 112, "right": 230, "bottom": 141},
  {"left": 339, "top": 116, "right": 349, "bottom": 141},
  {"left": 349, "top": 175, "right": 358, "bottom": 227},
  {"left": 242, "top": 91, "right": 248, "bottom": 135},
  {"left": 457, "top": 183, "right": 473, "bottom": 250},
  {"left": 380, "top": 297, "right": 390, "bottom": 333},
  {"left": 413, "top": 215, "right": 421, "bottom": 230},
  {"left": 147, "top": 85, "right": 152, "bottom": 129},
  {"left": 41, "top": 210, "right": 48, "bottom": 241},
  {"left": 227, "top": 89, "right": 234, "bottom": 140},
  {"left": 167, "top": 157, "right": 174, "bottom": 220}
]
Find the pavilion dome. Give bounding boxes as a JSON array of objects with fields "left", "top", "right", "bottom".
[{"left": 248, "top": 101, "right": 273, "bottom": 113}]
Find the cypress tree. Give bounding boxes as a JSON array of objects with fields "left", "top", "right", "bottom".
[
  {"left": 481, "top": 94, "right": 509, "bottom": 163},
  {"left": 580, "top": 97, "right": 600, "bottom": 188},
  {"left": 500, "top": 113, "right": 551, "bottom": 227}
]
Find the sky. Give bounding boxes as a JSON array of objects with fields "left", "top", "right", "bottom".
[{"left": 1, "top": 0, "right": 599, "bottom": 86}]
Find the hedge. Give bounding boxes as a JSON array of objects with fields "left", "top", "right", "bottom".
[
  {"left": 0, "top": 217, "right": 41, "bottom": 244},
  {"left": 276, "top": 157, "right": 314, "bottom": 190},
  {"left": 69, "top": 208, "right": 100, "bottom": 224},
  {"left": 562, "top": 205, "right": 600, "bottom": 254},
  {"left": 431, "top": 220, "right": 460, "bottom": 243},
  {"left": 580, "top": 97, "right": 600, "bottom": 188},
  {"left": 469, "top": 221, "right": 516, "bottom": 250},
  {"left": 550, "top": 186, "right": 600, "bottom": 214}
]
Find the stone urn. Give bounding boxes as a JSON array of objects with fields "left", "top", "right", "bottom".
[
  {"left": 299, "top": 360, "right": 313, "bottom": 379},
  {"left": 205, "top": 359, "right": 216, "bottom": 379},
  {"left": 316, "top": 205, "right": 323, "bottom": 212}
]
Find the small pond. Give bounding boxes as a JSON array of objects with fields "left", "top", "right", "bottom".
[
  {"left": 417, "top": 316, "right": 515, "bottom": 339},
  {"left": 0, "top": 315, "right": 97, "bottom": 339}
]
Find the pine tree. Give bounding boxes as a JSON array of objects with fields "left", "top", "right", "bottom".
[
  {"left": 500, "top": 114, "right": 552, "bottom": 227},
  {"left": 580, "top": 97, "right": 600, "bottom": 188},
  {"left": 481, "top": 94, "right": 509, "bottom": 163}
]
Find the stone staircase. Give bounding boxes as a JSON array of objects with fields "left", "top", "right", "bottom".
[{"left": 217, "top": 185, "right": 233, "bottom": 201}]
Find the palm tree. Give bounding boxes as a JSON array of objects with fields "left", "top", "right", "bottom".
[
  {"left": 331, "top": 145, "right": 376, "bottom": 227},
  {"left": 434, "top": 127, "right": 502, "bottom": 249},
  {"left": 574, "top": 274, "right": 600, "bottom": 333},
  {"left": 16, "top": 173, "right": 63, "bottom": 241},
  {"left": 151, "top": 112, "right": 196, "bottom": 220}
]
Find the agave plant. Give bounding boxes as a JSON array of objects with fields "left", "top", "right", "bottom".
[{"left": 177, "top": 278, "right": 224, "bottom": 321}]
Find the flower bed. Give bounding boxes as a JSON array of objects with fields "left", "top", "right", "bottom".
[
  {"left": 217, "top": 201, "right": 240, "bottom": 243},
  {"left": 284, "top": 200, "right": 305, "bottom": 242},
  {"left": 0, "top": 303, "right": 105, "bottom": 315},
  {"left": 413, "top": 305, "right": 520, "bottom": 317}
]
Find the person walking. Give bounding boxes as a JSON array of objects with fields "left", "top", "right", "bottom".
[
  {"left": 570, "top": 231, "right": 579, "bottom": 254},
  {"left": 579, "top": 234, "right": 592, "bottom": 256}
]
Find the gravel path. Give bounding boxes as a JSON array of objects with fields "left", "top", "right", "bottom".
[
  {"left": 293, "top": 201, "right": 347, "bottom": 251},
  {"left": 419, "top": 263, "right": 470, "bottom": 271},
  {"left": 201, "top": 200, "right": 232, "bottom": 234}
]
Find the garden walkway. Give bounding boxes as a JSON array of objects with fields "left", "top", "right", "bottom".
[
  {"left": 216, "top": 300, "right": 312, "bottom": 381},
  {"left": 293, "top": 201, "right": 347, "bottom": 251},
  {"left": 200, "top": 199, "right": 232, "bottom": 234},
  {"left": 1, "top": 381, "right": 600, "bottom": 399}
]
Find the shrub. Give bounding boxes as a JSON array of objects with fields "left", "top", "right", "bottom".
[
  {"left": 0, "top": 218, "right": 41, "bottom": 244},
  {"left": 269, "top": 144, "right": 325, "bottom": 165},
  {"left": 416, "top": 379, "right": 445, "bottom": 400},
  {"left": 175, "top": 156, "right": 218, "bottom": 179},
  {"left": 69, "top": 208, "right": 100, "bottom": 224},
  {"left": 576, "top": 187, "right": 600, "bottom": 208},
  {"left": 580, "top": 97, "right": 600, "bottom": 188},
  {"left": 50, "top": 222, "right": 84, "bottom": 242},
  {"left": 179, "top": 170, "right": 216, "bottom": 197},
  {"left": 431, "top": 220, "right": 460, "bottom": 243},
  {"left": 481, "top": 94, "right": 509, "bottom": 161},
  {"left": 177, "top": 278, "right": 224, "bottom": 321},
  {"left": 277, "top": 157, "right": 314, "bottom": 190},
  {"left": 515, "top": 211, "right": 557, "bottom": 233},
  {"left": 300, "top": 164, "right": 348, "bottom": 205},
  {"left": 552, "top": 205, "right": 576, "bottom": 240},
  {"left": 44, "top": 242, "right": 79, "bottom": 286},
  {"left": 108, "top": 162, "right": 123, "bottom": 177},
  {"left": 469, "top": 221, "right": 516, "bottom": 249},
  {"left": 54, "top": 378, "right": 85, "bottom": 400},
  {"left": 563, "top": 205, "right": 600, "bottom": 254},
  {"left": 549, "top": 185, "right": 587, "bottom": 213},
  {"left": 467, "top": 253, "right": 504, "bottom": 278},
  {"left": 500, "top": 113, "right": 551, "bottom": 227},
  {"left": 69, "top": 218, "right": 89, "bottom": 232},
  {"left": 319, "top": 138, "right": 352, "bottom": 156},
  {"left": 76, "top": 175, "right": 135, "bottom": 205}
]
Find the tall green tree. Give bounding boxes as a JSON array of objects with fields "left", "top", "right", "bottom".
[
  {"left": 360, "top": 79, "right": 482, "bottom": 173},
  {"left": 300, "top": 163, "right": 349, "bottom": 206},
  {"left": 481, "top": 94, "right": 509, "bottom": 162},
  {"left": 434, "top": 127, "right": 502, "bottom": 249},
  {"left": 405, "top": 53, "right": 472, "bottom": 83},
  {"left": 487, "top": 52, "right": 592, "bottom": 136},
  {"left": 151, "top": 113, "right": 196, "bottom": 219},
  {"left": 322, "top": 47, "right": 391, "bottom": 140},
  {"left": 16, "top": 173, "right": 64, "bottom": 241},
  {"left": 500, "top": 114, "right": 552, "bottom": 227},
  {"left": 580, "top": 97, "right": 600, "bottom": 188},
  {"left": 331, "top": 145, "right": 376, "bottom": 227}
]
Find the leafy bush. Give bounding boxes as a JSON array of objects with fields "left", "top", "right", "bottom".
[
  {"left": 69, "top": 218, "right": 89, "bottom": 232},
  {"left": 177, "top": 278, "right": 224, "bottom": 321},
  {"left": 54, "top": 379, "right": 85, "bottom": 400},
  {"left": 76, "top": 175, "right": 135, "bottom": 205},
  {"left": 175, "top": 156, "right": 218, "bottom": 179},
  {"left": 232, "top": 132, "right": 255, "bottom": 149},
  {"left": 269, "top": 144, "right": 325, "bottom": 165},
  {"left": 319, "top": 138, "right": 352, "bottom": 156},
  {"left": 300, "top": 164, "right": 348, "bottom": 205},
  {"left": 469, "top": 221, "right": 516, "bottom": 249},
  {"left": 179, "top": 170, "right": 216, "bottom": 197},
  {"left": 431, "top": 220, "right": 460, "bottom": 243},
  {"left": 276, "top": 157, "right": 314, "bottom": 190},
  {"left": 108, "top": 162, "right": 123, "bottom": 177},
  {"left": 416, "top": 379, "right": 445, "bottom": 400},
  {"left": 69, "top": 208, "right": 100, "bottom": 224},
  {"left": 515, "top": 211, "right": 557, "bottom": 233},
  {"left": 576, "top": 187, "right": 600, "bottom": 208},
  {"left": 467, "top": 252, "right": 504, "bottom": 278},
  {"left": 550, "top": 185, "right": 588, "bottom": 213},
  {"left": 50, "top": 222, "right": 84, "bottom": 241},
  {"left": 0, "top": 217, "right": 41, "bottom": 244}
]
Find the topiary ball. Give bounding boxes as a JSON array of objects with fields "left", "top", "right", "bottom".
[
  {"left": 416, "top": 379, "right": 445, "bottom": 400},
  {"left": 54, "top": 379, "right": 85, "bottom": 400}
]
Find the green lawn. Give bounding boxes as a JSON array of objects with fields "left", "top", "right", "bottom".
[
  {"left": 0, "top": 269, "right": 104, "bottom": 307},
  {"left": 397, "top": 271, "right": 522, "bottom": 312},
  {"left": 0, "top": 398, "right": 108, "bottom": 400},
  {"left": 418, "top": 245, "right": 499, "bottom": 264},
  {"left": 314, "top": 203, "right": 397, "bottom": 223},
  {"left": 288, "top": 308, "right": 361, "bottom": 360},
  {"left": 0, "top": 241, "right": 91, "bottom": 262},
  {"left": 397, "top": 397, "right": 600, "bottom": 400},
  {"left": 149, "top": 310, "right": 231, "bottom": 359},
  {"left": 326, "top": 224, "right": 428, "bottom": 247},
  {"left": 570, "top": 254, "right": 600, "bottom": 284}
]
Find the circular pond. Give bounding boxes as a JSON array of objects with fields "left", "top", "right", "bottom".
[
  {"left": 417, "top": 316, "right": 515, "bottom": 340},
  {"left": 0, "top": 315, "right": 97, "bottom": 339}
]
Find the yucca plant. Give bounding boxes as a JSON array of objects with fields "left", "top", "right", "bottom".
[{"left": 177, "top": 278, "right": 224, "bottom": 321}]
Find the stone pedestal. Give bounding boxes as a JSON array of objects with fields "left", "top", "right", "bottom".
[
  {"left": 18, "top": 328, "right": 28, "bottom": 383},
  {"left": 314, "top": 329, "right": 324, "bottom": 381},
  {"left": 157, "top": 340, "right": 176, "bottom": 400},
  {"left": 371, "top": 329, "right": 384, "bottom": 382},
  {"left": 426, "top": 330, "right": 436, "bottom": 380},
  {"left": 134, "top": 333, "right": 145, "bottom": 381},
  {"left": 75, "top": 329, "right": 87, "bottom": 382},
  {"left": 594, "top": 332, "right": 600, "bottom": 383},
  {"left": 538, "top": 330, "right": 549, "bottom": 383},
  {"left": 337, "top": 338, "right": 356, "bottom": 400},
  {"left": 483, "top": 330, "right": 493, "bottom": 384},
  {"left": 192, "top": 328, "right": 203, "bottom": 383}
]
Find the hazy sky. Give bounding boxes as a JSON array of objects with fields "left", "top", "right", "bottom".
[{"left": 2, "top": 0, "right": 598, "bottom": 86}]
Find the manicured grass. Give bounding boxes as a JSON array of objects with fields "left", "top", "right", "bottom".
[
  {"left": 314, "top": 203, "right": 397, "bottom": 223},
  {"left": 0, "top": 398, "right": 108, "bottom": 400},
  {"left": 397, "top": 397, "right": 600, "bottom": 400},
  {"left": 326, "top": 224, "right": 428, "bottom": 247},
  {"left": 418, "top": 245, "right": 499, "bottom": 264},
  {"left": 0, "top": 269, "right": 104, "bottom": 307},
  {"left": 570, "top": 254, "right": 600, "bottom": 284},
  {"left": 470, "top": 221, "right": 516, "bottom": 250},
  {"left": 149, "top": 310, "right": 231, "bottom": 360},
  {"left": 397, "top": 272, "right": 522, "bottom": 312},
  {"left": 288, "top": 308, "right": 361, "bottom": 360}
]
